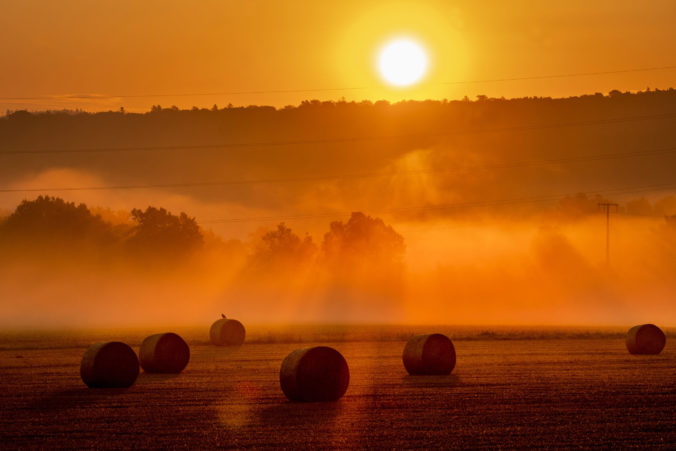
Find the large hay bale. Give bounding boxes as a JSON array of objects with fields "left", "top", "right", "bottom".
[
  {"left": 80, "top": 342, "right": 139, "bottom": 388},
  {"left": 403, "top": 333, "right": 456, "bottom": 375},
  {"left": 280, "top": 346, "right": 350, "bottom": 402},
  {"left": 139, "top": 332, "right": 190, "bottom": 373},
  {"left": 626, "top": 324, "right": 666, "bottom": 355},
  {"left": 210, "top": 318, "right": 246, "bottom": 346}
]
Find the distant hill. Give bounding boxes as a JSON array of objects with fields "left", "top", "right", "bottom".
[{"left": 2, "top": 89, "right": 676, "bottom": 219}]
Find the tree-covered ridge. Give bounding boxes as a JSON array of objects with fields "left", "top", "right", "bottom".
[{"left": 2, "top": 89, "right": 675, "bottom": 220}]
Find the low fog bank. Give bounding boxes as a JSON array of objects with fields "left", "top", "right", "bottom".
[
  {"left": 1, "top": 196, "right": 675, "bottom": 329},
  {"left": 400, "top": 215, "right": 675, "bottom": 326},
  {"left": 4, "top": 325, "right": 675, "bottom": 352}
]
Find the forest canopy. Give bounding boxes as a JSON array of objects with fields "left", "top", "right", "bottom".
[{"left": 2, "top": 89, "right": 676, "bottom": 228}]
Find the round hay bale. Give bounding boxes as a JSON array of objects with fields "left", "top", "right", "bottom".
[
  {"left": 210, "top": 318, "right": 246, "bottom": 346},
  {"left": 280, "top": 346, "right": 350, "bottom": 402},
  {"left": 403, "top": 333, "right": 456, "bottom": 375},
  {"left": 626, "top": 324, "right": 666, "bottom": 355},
  {"left": 139, "top": 332, "right": 190, "bottom": 373},
  {"left": 80, "top": 342, "right": 139, "bottom": 388}
]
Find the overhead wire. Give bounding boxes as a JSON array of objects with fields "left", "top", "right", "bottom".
[
  {"left": 200, "top": 181, "right": 676, "bottom": 224},
  {"left": 1, "top": 77, "right": 675, "bottom": 224},
  {"left": 1, "top": 144, "right": 676, "bottom": 194},
  {"left": 1, "top": 64, "right": 675, "bottom": 101},
  {"left": 1, "top": 111, "right": 675, "bottom": 156}
]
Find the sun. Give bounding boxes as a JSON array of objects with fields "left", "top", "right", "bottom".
[{"left": 377, "top": 38, "right": 428, "bottom": 87}]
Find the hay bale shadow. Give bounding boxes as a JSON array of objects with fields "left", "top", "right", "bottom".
[
  {"left": 401, "top": 373, "right": 461, "bottom": 388},
  {"left": 256, "top": 399, "right": 344, "bottom": 428},
  {"left": 136, "top": 372, "right": 182, "bottom": 384},
  {"left": 26, "top": 387, "right": 130, "bottom": 412}
]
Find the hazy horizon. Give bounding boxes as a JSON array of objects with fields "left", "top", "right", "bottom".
[
  {"left": 2, "top": 1, "right": 676, "bottom": 330},
  {"left": 2, "top": 3, "right": 675, "bottom": 450},
  {"left": 2, "top": 1, "right": 676, "bottom": 112}
]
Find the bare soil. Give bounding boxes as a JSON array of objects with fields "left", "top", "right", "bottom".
[{"left": 1, "top": 332, "right": 674, "bottom": 448}]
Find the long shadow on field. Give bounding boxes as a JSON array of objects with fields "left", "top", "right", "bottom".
[
  {"left": 20, "top": 387, "right": 227, "bottom": 448},
  {"left": 242, "top": 400, "right": 345, "bottom": 446},
  {"left": 136, "top": 372, "right": 182, "bottom": 384},
  {"left": 401, "top": 374, "right": 460, "bottom": 388},
  {"left": 26, "top": 387, "right": 131, "bottom": 412},
  {"left": 350, "top": 374, "right": 462, "bottom": 447},
  {"left": 257, "top": 400, "right": 344, "bottom": 427}
]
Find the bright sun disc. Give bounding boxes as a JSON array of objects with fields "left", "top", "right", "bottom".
[{"left": 378, "top": 38, "right": 428, "bottom": 87}]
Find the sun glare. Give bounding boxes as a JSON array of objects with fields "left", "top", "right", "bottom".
[{"left": 377, "top": 38, "right": 428, "bottom": 87}]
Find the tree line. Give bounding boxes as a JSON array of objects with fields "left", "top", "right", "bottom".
[{"left": 0, "top": 196, "right": 405, "bottom": 273}]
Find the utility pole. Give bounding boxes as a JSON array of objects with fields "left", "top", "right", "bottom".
[{"left": 598, "top": 202, "right": 619, "bottom": 267}]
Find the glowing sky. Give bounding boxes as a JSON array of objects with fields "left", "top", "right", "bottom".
[{"left": 1, "top": 0, "right": 675, "bottom": 112}]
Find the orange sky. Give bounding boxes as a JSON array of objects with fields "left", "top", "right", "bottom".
[{"left": 1, "top": 0, "right": 675, "bottom": 112}]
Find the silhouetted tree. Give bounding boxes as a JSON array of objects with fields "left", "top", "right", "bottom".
[
  {"left": 319, "top": 213, "right": 406, "bottom": 319},
  {"left": 0, "top": 196, "right": 115, "bottom": 246},
  {"left": 127, "top": 206, "right": 203, "bottom": 258},
  {"left": 322, "top": 212, "right": 405, "bottom": 269},
  {"left": 248, "top": 223, "right": 316, "bottom": 270}
]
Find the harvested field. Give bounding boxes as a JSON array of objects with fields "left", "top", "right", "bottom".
[{"left": 0, "top": 327, "right": 674, "bottom": 448}]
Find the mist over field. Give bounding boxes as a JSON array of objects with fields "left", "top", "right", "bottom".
[
  {"left": 1, "top": 91, "right": 676, "bottom": 328},
  {"left": 4, "top": 3, "right": 676, "bottom": 449},
  {"left": 1, "top": 198, "right": 675, "bottom": 329}
]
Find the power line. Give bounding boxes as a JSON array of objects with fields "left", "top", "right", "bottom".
[
  {"left": 438, "top": 65, "right": 676, "bottom": 86},
  {"left": 598, "top": 202, "right": 619, "bottom": 266},
  {"left": 199, "top": 181, "right": 676, "bottom": 224},
  {"left": 1, "top": 64, "right": 675, "bottom": 101},
  {"left": 1, "top": 111, "right": 675, "bottom": 156},
  {"left": 1, "top": 144, "right": 676, "bottom": 194}
]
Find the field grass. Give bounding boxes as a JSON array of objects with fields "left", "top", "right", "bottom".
[{"left": 1, "top": 326, "right": 674, "bottom": 448}]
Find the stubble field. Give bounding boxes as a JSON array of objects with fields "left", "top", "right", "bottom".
[{"left": 0, "top": 327, "right": 674, "bottom": 449}]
